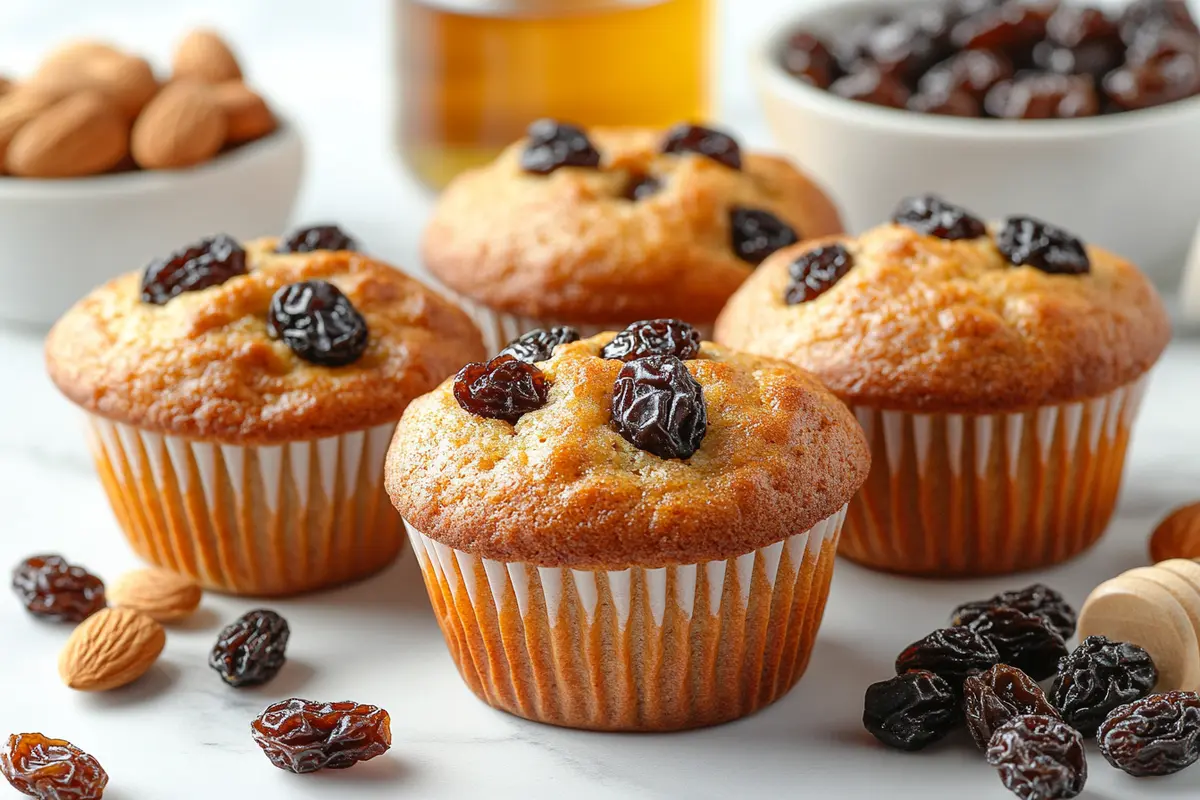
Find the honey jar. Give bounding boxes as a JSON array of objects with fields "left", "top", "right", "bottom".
[{"left": 394, "top": 0, "right": 711, "bottom": 189}]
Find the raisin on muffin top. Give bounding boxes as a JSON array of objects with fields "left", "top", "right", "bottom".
[
  {"left": 422, "top": 123, "right": 843, "bottom": 325},
  {"left": 715, "top": 198, "right": 1170, "bottom": 414},
  {"left": 386, "top": 331, "right": 870, "bottom": 568},
  {"left": 46, "top": 234, "right": 486, "bottom": 444}
]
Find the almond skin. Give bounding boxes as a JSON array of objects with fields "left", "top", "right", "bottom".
[
  {"left": 0, "top": 88, "right": 60, "bottom": 170},
  {"left": 6, "top": 92, "right": 129, "bottom": 178},
  {"left": 59, "top": 607, "right": 166, "bottom": 691},
  {"left": 1150, "top": 502, "right": 1200, "bottom": 563},
  {"left": 30, "top": 54, "right": 159, "bottom": 119},
  {"left": 36, "top": 40, "right": 125, "bottom": 76},
  {"left": 0, "top": 77, "right": 12, "bottom": 97},
  {"left": 109, "top": 568, "right": 202, "bottom": 622},
  {"left": 172, "top": 29, "right": 243, "bottom": 84},
  {"left": 210, "top": 81, "right": 276, "bottom": 143},
  {"left": 131, "top": 82, "right": 227, "bottom": 169}
]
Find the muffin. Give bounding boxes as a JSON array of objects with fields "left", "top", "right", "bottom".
[
  {"left": 385, "top": 322, "right": 870, "bottom": 731},
  {"left": 46, "top": 225, "right": 485, "bottom": 596},
  {"left": 716, "top": 196, "right": 1172, "bottom": 577},
  {"left": 422, "top": 120, "right": 843, "bottom": 352}
]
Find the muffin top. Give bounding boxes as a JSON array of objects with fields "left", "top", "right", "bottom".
[
  {"left": 422, "top": 121, "right": 843, "bottom": 325},
  {"left": 386, "top": 325, "right": 870, "bottom": 568},
  {"left": 715, "top": 197, "right": 1171, "bottom": 414},
  {"left": 46, "top": 227, "right": 486, "bottom": 444}
]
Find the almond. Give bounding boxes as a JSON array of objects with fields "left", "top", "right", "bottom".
[
  {"left": 0, "top": 77, "right": 12, "bottom": 97},
  {"left": 6, "top": 92, "right": 129, "bottom": 178},
  {"left": 210, "top": 81, "right": 276, "bottom": 144},
  {"left": 172, "top": 29, "right": 243, "bottom": 84},
  {"left": 131, "top": 82, "right": 227, "bottom": 169},
  {"left": 58, "top": 607, "right": 166, "bottom": 691},
  {"left": 30, "top": 54, "right": 159, "bottom": 119},
  {"left": 109, "top": 568, "right": 202, "bottom": 622},
  {"left": 1150, "top": 502, "right": 1200, "bottom": 563},
  {"left": 0, "top": 88, "right": 60, "bottom": 170},
  {"left": 36, "top": 40, "right": 125, "bottom": 77}
]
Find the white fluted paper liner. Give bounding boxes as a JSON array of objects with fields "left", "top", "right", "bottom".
[
  {"left": 842, "top": 377, "right": 1149, "bottom": 576},
  {"left": 404, "top": 505, "right": 847, "bottom": 731},
  {"left": 84, "top": 414, "right": 404, "bottom": 596}
]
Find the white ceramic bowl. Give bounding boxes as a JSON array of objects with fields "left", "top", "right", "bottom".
[
  {"left": 753, "top": 0, "right": 1200, "bottom": 287},
  {"left": 0, "top": 124, "right": 305, "bottom": 327}
]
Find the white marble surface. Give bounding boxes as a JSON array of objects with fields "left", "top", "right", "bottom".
[{"left": 3, "top": 1, "right": 1200, "bottom": 798}]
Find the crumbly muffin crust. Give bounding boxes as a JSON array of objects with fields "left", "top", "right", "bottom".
[
  {"left": 46, "top": 239, "right": 486, "bottom": 443},
  {"left": 715, "top": 224, "right": 1171, "bottom": 413},
  {"left": 422, "top": 127, "right": 843, "bottom": 325},
  {"left": 386, "top": 335, "right": 870, "bottom": 568}
]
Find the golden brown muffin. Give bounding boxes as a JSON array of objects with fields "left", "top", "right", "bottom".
[{"left": 422, "top": 122, "right": 843, "bottom": 326}]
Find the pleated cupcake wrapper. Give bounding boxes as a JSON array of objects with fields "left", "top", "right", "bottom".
[
  {"left": 85, "top": 414, "right": 404, "bottom": 596},
  {"left": 405, "top": 506, "right": 847, "bottom": 731},
  {"left": 841, "top": 377, "right": 1149, "bottom": 577}
]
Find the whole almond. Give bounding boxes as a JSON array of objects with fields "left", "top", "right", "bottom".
[
  {"left": 131, "top": 82, "right": 227, "bottom": 169},
  {"left": 58, "top": 607, "right": 166, "bottom": 691},
  {"left": 30, "top": 54, "right": 159, "bottom": 119},
  {"left": 172, "top": 29, "right": 243, "bottom": 84},
  {"left": 211, "top": 81, "right": 276, "bottom": 144},
  {"left": 0, "top": 88, "right": 60, "bottom": 169},
  {"left": 6, "top": 92, "right": 129, "bottom": 178},
  {"left": 36, "top": 40, "right": 125, "bottom": 77},
  {"left": 0, "top": 77, "right": 12, "bottom": 97},
  {"left": 1150, "top": 502, "right": 1200, "bottom": 563},
  {"left": 109, "top": 568, "right": 202, "bottom": 622}
]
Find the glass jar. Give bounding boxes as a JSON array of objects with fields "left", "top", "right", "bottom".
[{"left": 394, "top": 0, "right": 711, "bottom": 189}]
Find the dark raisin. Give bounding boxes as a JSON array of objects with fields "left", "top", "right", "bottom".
[
  {"left": 951, "top": 584, "right": 1077, "bottom": 640},
  {"left": 863, "top": 670, "right": 959, "bottom": 751},
  {"left": 140, "top": 234, "right": 246, "bottom": 305},
  {"left": 784, "top": 244, "right": 855, "bottom": 305},
  {"left": 828, "top": 15, "right": 894, "bottom": 74},
  {"left": 454, "top": 355, "right": 549, "bottom": 423},
  {"left": 498, "top": 326, "right": 580, "bottom": 363},
  {"left": 920, "top": 50, "right": 1015, "bottom": 100},
  {"left": 950, "top": 1, "right": 1057, "bottom": 53},
  {"left": 610, "top": 355, "right": 706, "bottom": 460},
  {"left": 209, "top": 609, "right": 290, "bottom": 688},
  {"left": 1104, "top": 50, "right": 1200, "bottom": 111},
  {"left": 1120, "top": 0, "right": 1200, "bottom": 44},
  {"left": 267, "top": 280, "right": 370, "bottom": 367},
  {"left": 781, "top": 31, "right": 839, "bottom": 88},
  {"left": 964, "top": 607, "right": 1069, "bottom": 681},
  {"left": 984, "top": 73, "right": 1100, "bottom": 119},
  {"left": 276, "top": 224, "right": 358, "bottom": 254},
  {"left": 1, "top": 733, "right": 108, "bottom": 800},
  {"left": 600, "top": 319, "right": 701, "bottom": 362},
  {"left": 895, "top": 627, "right": 1001, "bottom": 693},
  {"left": 863, "top": 19, "right": 942, "bottom": 80},
  {"left": 623, "top": 174, "right": 662, "bottom": 201},
  {"left": 1127, "top": 25, "right": 1200, "bottom": 67},
  {"left": 829, "top": 66, "right": 912, "bottom": 108},
  {"left": 996, "top": 216, "right": 1090, "bottom": 275},
  {"left": 1047, "top": 6, "right": 1119, "bottom": 48},
  {"left": 986, "top": 715, "right": 1087, "bottom": 800},
  {"left": 660, "top": 123, "right": 741, "bottom": 170},
  {"left": 1030, "top": 40, "right": 1124, "bottom": 78},
  {"left": 892, "top": 194, "right": 987, "bottom": 241},
  {"left": 1051, "top": 636, "right": 1159, "bottom": 737},
  {"left": 520, "top": 119, "right": 601, "bottom": 175},
  {"left": 729, "top": 207, "right": 799, "bottom": 265},
  {"left": 908, "top": 85, "right": 982, "bottom": 116},
  {"left": 1098, "top": 691, "right": 1200, "bottom": 777},
  {"left": 251, "top": 698, "right": 391, "bottom": 774},
  {"left": 965, "top": 664, "right": 1061, "bottom": 750},
  {"left": 11, "top": 555, "right": 105, "bottom": 623}
]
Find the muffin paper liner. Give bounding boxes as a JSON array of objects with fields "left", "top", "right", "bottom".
[
  {"left": 841, "top": 377, "right": 1149, "bottom": 577},
  {"left": 404, "top": 506, "right": 847, "bottom": 731},
  {"left": 85, "top": 414, "right": 403, "bottom": 596}
]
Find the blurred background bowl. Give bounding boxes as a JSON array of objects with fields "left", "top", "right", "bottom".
[
  {"left": 0, "top": 122, "right": 304, "bottom": 327},
  {"left": 753, "top": 0, "right": 1200, "bottom": 288}
]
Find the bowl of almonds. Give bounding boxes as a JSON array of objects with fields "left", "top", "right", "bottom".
[{"left": 0, "top": 29, "right": 304, "bottom": 326}]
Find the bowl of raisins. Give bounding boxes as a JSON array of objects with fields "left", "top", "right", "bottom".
[{"left": 753, "top": 0, "right": 1200, "bottom": 285}]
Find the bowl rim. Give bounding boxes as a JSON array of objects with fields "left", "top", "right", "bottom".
[
  {"left": 754, "top": 0, "right": 1200, "bottom": 141},
  {"left": 0, "top": 120, "right": 303, "bottom": 199}
]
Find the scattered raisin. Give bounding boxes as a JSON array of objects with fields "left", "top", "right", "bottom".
[
  {"left": 600, "top": 319, "right": 701, "bottom": 362},
  {"left": 1098, "top": 691, "right": 1200, "bottom": 777},
  {"left": 251, "top": 698, "right": 391, "bottom": 774},
  {"left": 140, "top": 234, "right": 246, "bottom": 305},
  {"left": 986, "top": 715, "right": 1087, "bottom": 800},
  {"left": 920, "top": 50, "right": 1015, "bottom": 100},
  {"left": 895, "top": 627, "right": 1000, "bottom": 693},
  {"left": 660, "top": 123, "right": 741, "bottom": 170},
  {"left": 623, "top": 174, "right": 662, "bottom": 201},
  {"left": 965, "top": 664, "right": 1061, "bottom": 750},
  {"left": 784, "top": 244, "right": 855, "bottom": 304},
  {"left": 863, "top": 670, "right": 960, "bottom": 751},
  {"left": 964, "top": 606, "right": 1069, "bottom": 681},
  {"left": 1, "top": 733, "right": 108, "bottom": 800},
  {"left": 996, "top": 216, "right": 1091, "bottom": 275},
  {"left": 830, "top": 67, "right": 912, "bottom": 108},
  {"left": 951, "top": 583, "right": 1077, "bottom": 640},
  {"left": 11, "top": 555, "right": 105, "bottom": 623},
  {"left": 209, "top": 609, "right": 291, "bottom": 688},
  {"left": 276, "top": 224, "right": 357, "bottom": 254},
  {"left": 984, "top": 73, "right": 1100, "bottom": 119},
  {"left": 610, "top": 355, "right": 707, "bottom": 460},
  {"left": 520, "top": 119, "right": 601, "bottom": 175},
  {"left": 267, "top": 280, "right": 370, "bottom": 366},
  {"left": 454, "top": 355, "right": 549, "bottom": 423},
  {"left": 498, "top": 326, "right": 580, "bottom": 363},
  {"left": 1051, "top": 636, "right": 1158, "bottom": 737},
  {"left": 729, "top": 207, "right": 799, "bottom": 265},
  {"left": 892, "top": 194, "right": 987, "bottom": 240},
  {"left": 781, "top": 31, "right": 839, "bottom": 88}
]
